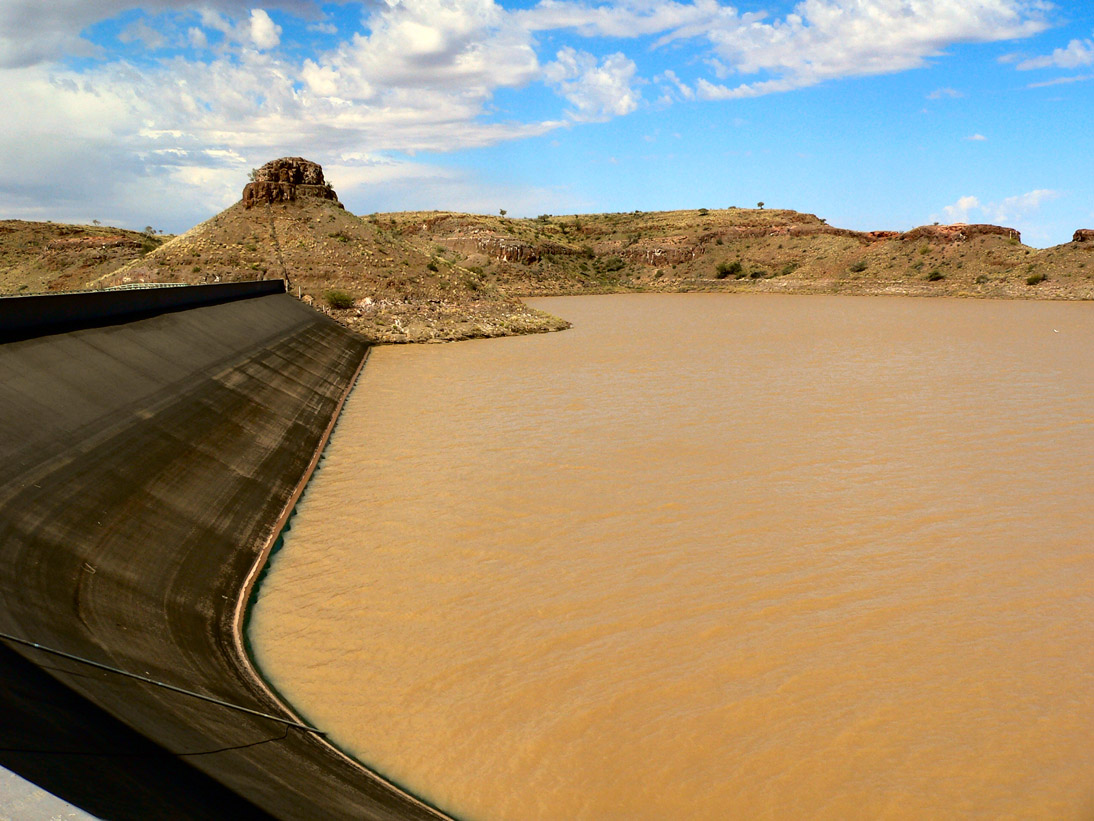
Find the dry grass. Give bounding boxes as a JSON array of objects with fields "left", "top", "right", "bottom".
[{"left": 4, "top": 202, "right": 1093, "bottom": 344}]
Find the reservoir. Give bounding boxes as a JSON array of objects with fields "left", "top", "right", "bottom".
[{"left": 249, "top": 294, "right": 1094, "bottom": 819}]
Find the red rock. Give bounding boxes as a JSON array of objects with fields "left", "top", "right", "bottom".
[
  {"left": 242, "top": 157, "right": 342, "bottom": 209},
  {"left": 902, "top": 224, "right": 1020, "bottom": 243}
]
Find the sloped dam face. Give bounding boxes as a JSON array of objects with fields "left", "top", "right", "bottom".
[{"left": 0, "top": 284, "right": 445, "bottom": 821}]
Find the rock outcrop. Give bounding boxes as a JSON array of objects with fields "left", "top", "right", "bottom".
[
  {"left": 1072, "top": 229, "right": 1094, "bottom": 242},
  {"left": 441, "top": 231, "right": 576, "bottom": 264},
  {"left": 242, "top": 157, "right": 342, "bottom": 209},
  {"left": 46, "top": 235, "right": 141, "bottom": 251},
  {"left": 902, "top": 223, "right": 1020, "bottom": 243}
]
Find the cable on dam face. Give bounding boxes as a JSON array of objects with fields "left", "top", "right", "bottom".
[{"left": 0, "top": 630, "right": 324, "bottom": 736}]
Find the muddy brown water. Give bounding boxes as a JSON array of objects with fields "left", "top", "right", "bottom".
[{"left": 249, "top": 294, "right": 1094, "bottom": 819}]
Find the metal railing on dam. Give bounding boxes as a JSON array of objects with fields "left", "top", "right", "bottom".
[{"left": 0, "top": 282, "right": 451, "bottom": 820}]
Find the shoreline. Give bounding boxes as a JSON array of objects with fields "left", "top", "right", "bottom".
[{"left": 236, "top": 346, "right": 455, "bottom": 820}]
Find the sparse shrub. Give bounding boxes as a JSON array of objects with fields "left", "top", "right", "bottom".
[
  {"left": 715, "top": 238, "right": 723, "bottom": 245},
  {"left": 918, "top": 244, "right": 930, "bottom": 255},
  {"left": 1007, "top": 237, "right": 1020, "bottom": 245},
  {"left": 324, "top": 289, "right": 355, "bottom": 309},
  {"left": 698, "top": 208, "right": 709, "bottom": 216},
  {"left": 191, "top": 265, "right": 201, "bottom": 273},
  {"left": 849, "top": 260, "right": 868, "bottom": 273},
  {"left": 602, "top": 256, "right": 625, "bottom": 272},
  {"left": 1026, "top": 272, "right": 1046, "bottom": 285},
  {"left": 427, "top": 259, "right": 439, "bottom": 272},
  {"left": 466, "top": 265, "right": 484, "bottom": 275},
  {"left": 715, "top": 260, "right": 742, "bottom": 279},
  {"left": 926, "top": 270, "right": 945, "bottom": 281},
  {"left": 779, "top": 262, "right": 798, "bottom": 276},
  {"left": 244, "top": 242, "right": 258, "bottom": 252},
  {"left": 975, "top": 274, "right": 989, "bottom": 284},
  {"left": 749, "top": 269, "right": 766, "bottom": 279}
]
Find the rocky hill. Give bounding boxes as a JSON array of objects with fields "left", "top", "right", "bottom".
[
  {"left": 93, "top": 157, "right": 569, "bottom": 343},
  {"left": 0, "top": 221, "right": 167, "bottom": 294},
  {"left": 4, "top": 156, "right": 1094, "bottom": 343},
  {"left": 385, "top": 208, "right": 1094, "bottom": 301}
]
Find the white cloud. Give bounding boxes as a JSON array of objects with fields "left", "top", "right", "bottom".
[
  {"left": 965, "top": 133, "right": 987, "bottom": 141},
  {"left": 985, "top": 189, "right": 1059, "bottom": 223},
  {"left": 1017, "top": 35, "right": 1094, "bottom": 70},
  {"left": 516, "top": 0, "right": 747, "bottom": 41},
  {"left": 249, "top": 9, "right": 282, "bottom": 51},
  {"left": 1026, "top": 74, "right": 1094, "bottom": 88},
  {"left": 938, "top": 189, "right": 1059, "bottom": 225},
  {"left": 118, "top": 19, "right": 167, "bottom": 50},
  {"left": 657, "top": 69, "right": 696, "bottom": 101},
  {"left": 694, "top": 0, "right": 1050, "bottom": 97},
  {"left": 545, "top": 47, "right": 641, "bottom": 121},
  {"left": 943, "top": 195, "right": 981, "bottom": 223},
  {"left": 928, "top": 87, "right": 964, "bottom": 99},
  {"left": 0, "top": 0, "right": 1060, "bottom": 234},
  {"left": 188, "top": 27, "right": 209, "bottom": 50},
  {"left": 0, "top": 1, "right": 319, "bottom": 67},
  {"left": 304, "top": 0, "right": 541, "bottom": 106}
]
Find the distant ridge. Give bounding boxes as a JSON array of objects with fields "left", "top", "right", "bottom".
[{"left": 3, "top": 158, "right": 1094, "bottom": 340}]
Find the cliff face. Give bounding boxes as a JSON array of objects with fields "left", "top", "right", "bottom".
[{"left": 242, "top": 157, "right": 342, "bottom": 209}]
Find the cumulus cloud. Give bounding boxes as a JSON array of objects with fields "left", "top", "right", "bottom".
[
  {"left": 939, "top": 189, "right": 1059, "bottom": 225},
  {"left": 695, "top": 0, "right": 1050, "bottom": 97},
  {"left": 985, "top": 189, "right": 1059, "bottom": 223},
  {"left": 0, "top": 0, "right": 1060, "bottom": 231},
  {"left": 943, "top": 195, "right": 982, "bottom": 223},
  {"left": 0, "top": 0, "right": 319, "bottom": 67},
  {"left": 545, "top": 47, "right": 641, "bottom": 121},
  {"left": 965, "top": 133, "right": 987, "bottom": 141},
  {"left": 249, "top": 9, "right": 282, "bottom": 50},
  {"left": 1017, "top": 35, "right": 1094, "bottom": 70}
]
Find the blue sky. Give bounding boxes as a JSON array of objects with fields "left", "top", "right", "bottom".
[{"left": 0, "top": 0, "right": 1091, "bottom": 245}]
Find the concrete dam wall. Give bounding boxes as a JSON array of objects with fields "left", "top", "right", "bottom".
[{"left": 0, "top": 284, "right": 449, "bottom": 820}]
